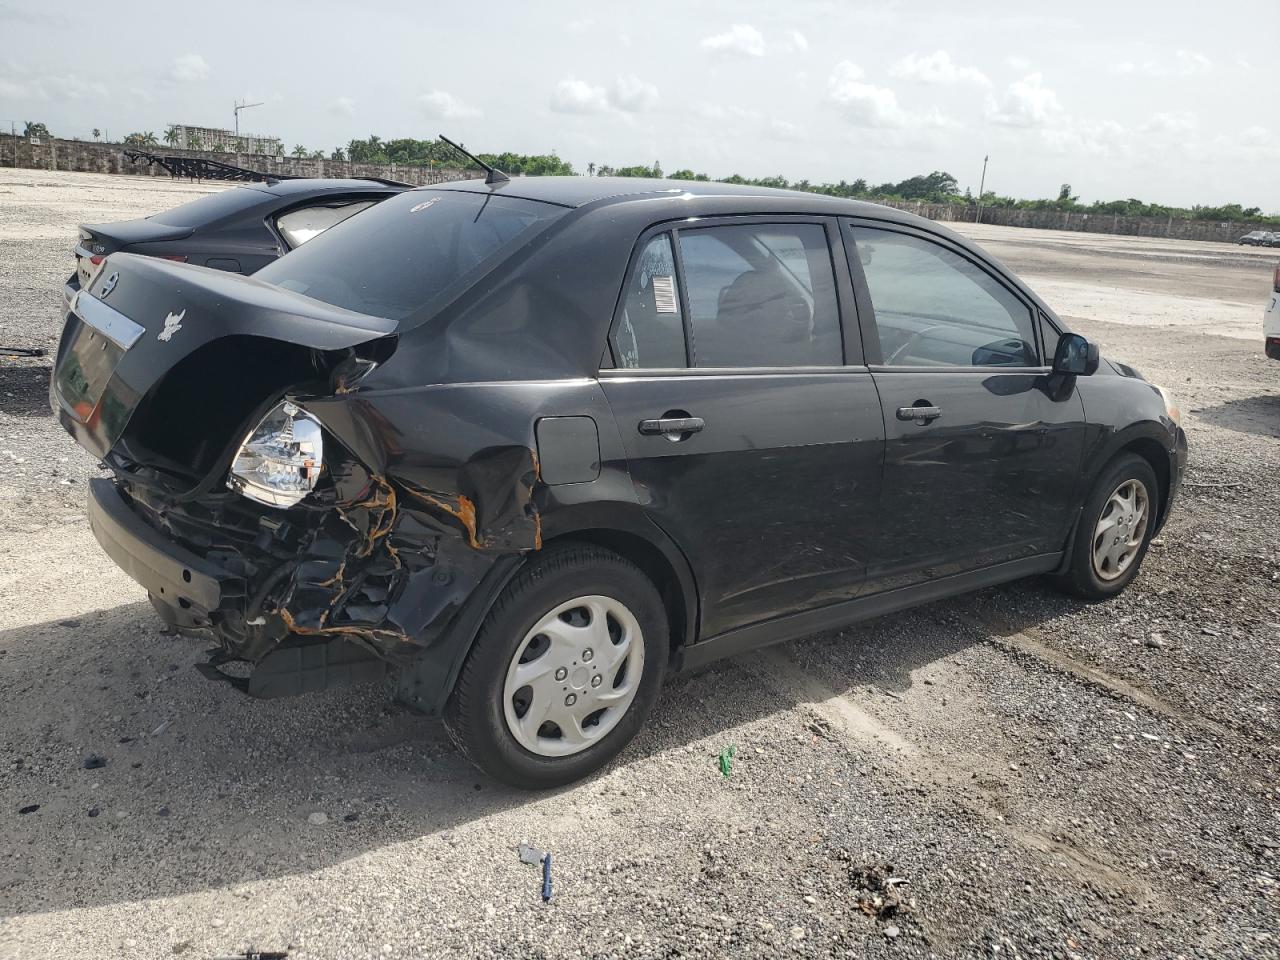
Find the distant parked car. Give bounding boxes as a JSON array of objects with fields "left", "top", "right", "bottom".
[
  {"left": 1261, "top": 232, "right": 1280, "bottom": 248},
  {"left": 1265, "top": 265, "right": 1280, "bottom": 360},
  {"left": 1238, "top": 230, "right": 1271, "bottom": 245},
  {"left": 67, "top": 178, "right": 409, "bottom": 306}
]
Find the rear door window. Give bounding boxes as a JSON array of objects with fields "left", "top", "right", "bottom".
[
  {"left": 613, "top": 233, "right": 687, "bottom": 368},
  {"left": 255, "top": 191, "right": 566, "bottom": 321},
  {"left": 850, "top": 225, "right": 1038, "bottom": 367},
  {"left": 677, "top": 223, "right": 842, "bottom": 367},
  {"left": 275, "top": 199, "right": 380, "bottom": 248}
]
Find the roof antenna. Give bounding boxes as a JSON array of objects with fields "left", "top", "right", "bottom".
[{"left": 438, "top": 134, "right": 509, "bottom": 185}]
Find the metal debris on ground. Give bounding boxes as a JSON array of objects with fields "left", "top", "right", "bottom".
[
  {"left": 850, "top": 862, "right": 911, "bottom": 921},
  {"left": 541, "top": 851, "right": 553, "bottom": 902},
  {"left": 210, "top": 951, "right": 288, "bottom": 960},
  {"left": 518, "top": 842, "right": 546, "bottom": 866},
  {"left": 718, "top": 745, "right": 737, "bottom": 777}
]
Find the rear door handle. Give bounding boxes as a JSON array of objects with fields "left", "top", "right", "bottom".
[
  {"left": 896, "top": 405, "right": 942, "bottom": 423},
  {"left": 638, "top": 416, "right": 705, "bottom": 436}
]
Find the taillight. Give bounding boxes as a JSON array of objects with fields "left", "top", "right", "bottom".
[{"left": 89, "top": 254, "right": 104, "bottom": 266}]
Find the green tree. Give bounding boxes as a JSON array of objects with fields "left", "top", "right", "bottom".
[
  {"left": 163, "top": 126, "right": 180, "bottom": 147},
  {"left": 23, "top": 121, "right": 50, "bottom": 138},
  {"left": 92, "top": 128, "right": 101, "bottom": 141},
  {"left": 187, "top": 134, "right": 203, "bottom": 151},
  {"left": 291, "top": 144, "right": 309, "bottom": 158},
  {"left": 330, "top": 147, "right": 346, "bottom": 161}
]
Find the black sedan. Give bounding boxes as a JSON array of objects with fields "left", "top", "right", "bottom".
[
  {"left": 66, "top": 177, "right": 408, "bottom": 305},
  {"left": 51, "top": 177, "right": 1187, "bottom": 788}
]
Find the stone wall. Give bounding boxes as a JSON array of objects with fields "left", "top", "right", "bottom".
[
  {"left": 0, "top": 134, "right": 1269, "bottom": 243},
  {"left": 0, "top": 134, "right": 466, "bottom": 185},
  {"left": 874, "top": 198, "right": 1268, "bottom": 244}
]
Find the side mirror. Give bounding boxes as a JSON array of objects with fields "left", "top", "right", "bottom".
[{"left": 1052, "top": 333, "right": 1099, "bottom": 376}]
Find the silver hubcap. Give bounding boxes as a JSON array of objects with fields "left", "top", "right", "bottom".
[
  {"left": 1092, "top": 478, "right": 1150, "bottom": 581},
  {"left": 502, "top": 595, "right": 644, "bottom": 758}
]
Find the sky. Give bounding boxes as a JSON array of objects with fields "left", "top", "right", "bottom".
[{"left": 1, "top": 0, "right": 1277, "bottom": 210}]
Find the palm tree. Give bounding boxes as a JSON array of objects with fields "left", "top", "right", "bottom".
[
  {"left": 291, "top": 144, "right": 309, "bottom": 158},
  {"left": 588, "top": 162, "right": 596, "bottom": 177},
  {"left": 92, "top": 128, "right": 101, "bottom": 141},
  {"left": 23, "top": 121, "right": 50, "bottom": 138},
  {"left": 141, "top": 131, "right": 158, "bottom": 147},
  {"left": 163, "top": 125, "right": 180, "bottom": 147},
  {"left": 187, "top": 134, "right": 203, "bottom": 151}
]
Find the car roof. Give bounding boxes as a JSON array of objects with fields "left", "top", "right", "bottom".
[{"left": 424, "top": 175, "right": 911, "bottom": 219}]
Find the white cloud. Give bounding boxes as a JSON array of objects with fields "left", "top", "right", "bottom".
[
  {"left": 328, "top": 96, "right": 356, "bottom": 118},
  {"left": 0, "top": 70, "right": 107, "bottom": 100},
  {"left": 169, "top": 53, "right": 209, "bottom": 82},
  {"left": 551, "top": 77, "right": 610, "bottom": 114},
  {"left": 1140, "top": 111, "right": 1197, "bottom": 135},
  {"left": 567, "top": 17, "right": 592, "bottom": 33},
  {"left": 419, "top": 90, "right": 481, "bottom": 120},
  {"left": 783, "top": 30, "right": 809, "bottom": 53},
  {"left": 692, "top": 102, "right": 762, "bottom": 122},
  {"left": 984, "top": 73, "right": 1062, "bottom": 127},
  {"left": 827, "top": 61, "right": 948, "bottom": 130},
  {"left": 700, "top": 24, "right": 765, "bottom": 57},
  {"left": 766, "top": 118, "right": 805, "bottom": 141},
  {"left": 551, "top": 75, "right": 659, "bottom": 114},
  {"left": 1041, "top": 118, "right": 1127, "bottom": 158},
  {"left": 891, "top": 50, "right": 989, "bottom": 87},
  {"left": 1005, "top": 55, "right": 1032, "bottom": 71},
  {"left": 1114, "top": 49, "right": 1211, "bottom": 77},
  {"left": 611, "top": 74, "right": 659, "bottom": 113}
]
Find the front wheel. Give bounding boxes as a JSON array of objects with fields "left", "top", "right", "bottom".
[
  {"left": 1054, "top": 452, "right": 1158, "bottom": 600},
  {"left": 443, "top": 544, "right": 668, "bottom": 789}
]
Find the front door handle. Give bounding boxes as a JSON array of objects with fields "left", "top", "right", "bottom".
[
  {"left": 638, "top": 416, "right": 705, "bottom": 436},
  {"left": 896, "top": 405, "right": 942, "bottom": 423}
]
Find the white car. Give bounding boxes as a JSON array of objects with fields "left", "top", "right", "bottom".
[{"left": 1266, "top": 265, "right": 1280, "bottom": 360}]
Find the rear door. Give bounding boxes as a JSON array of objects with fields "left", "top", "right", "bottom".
[
  {"left": 599, "top": 218, "right": 885, "bottom": 639},
  {"left": 844, "top": 219, "right": 1086, "bottom": 591}
]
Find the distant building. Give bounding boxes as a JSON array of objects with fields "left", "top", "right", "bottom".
[{"left": 169, "top": 124, "right": 282, "bottom": 156}]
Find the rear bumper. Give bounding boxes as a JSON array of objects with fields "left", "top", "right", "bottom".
[{"left": 88, "top": 477, "right": 238, "bottom": 616}]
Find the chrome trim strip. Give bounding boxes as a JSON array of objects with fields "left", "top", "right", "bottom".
[{"left": 74, "top": 292, "right": 145, "bottom": 350}]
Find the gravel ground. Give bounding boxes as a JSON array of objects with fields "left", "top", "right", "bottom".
[{"left": 1, "top": 170, "right": 1277, "bottom": 959}]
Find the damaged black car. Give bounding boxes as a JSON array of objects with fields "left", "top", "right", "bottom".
[{"left": 52, "top": 176, "right": 1187, "bottom": 788}]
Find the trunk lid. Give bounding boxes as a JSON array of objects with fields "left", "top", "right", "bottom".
[{"left": 52, "top": 253, "right": 395, "bottom": 464}]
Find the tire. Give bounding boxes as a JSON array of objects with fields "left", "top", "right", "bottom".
[
  {"left": 443, "top": 543, "right": 668, "bottom": 789},
  {"left": 1055, "top": 452, "right": 1158, "bottom": 601}
]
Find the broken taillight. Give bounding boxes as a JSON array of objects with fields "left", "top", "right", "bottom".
[{"left": 227, "top": 401, "right": 325, "bottom": 508}]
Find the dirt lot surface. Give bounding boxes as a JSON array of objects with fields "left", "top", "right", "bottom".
[{"left": 1, "top": 170, "right": 1278, "bottom": 959}]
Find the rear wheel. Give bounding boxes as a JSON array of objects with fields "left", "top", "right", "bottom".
[
  {"left": 444, "top": 544, "right": 668, "bottom": 789},
  {"left": 1055, "top": 453, "right": 1158, "bottom": 600}
]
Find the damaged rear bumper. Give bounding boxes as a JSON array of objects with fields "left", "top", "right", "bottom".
[{"left": 88, "top": 476, "right": 240, "bottom": 617}]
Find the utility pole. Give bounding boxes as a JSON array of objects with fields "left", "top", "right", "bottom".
[
  {"left": 975, "top": 154, "right": 989, "bottom": 225},
  {"left": 233, "top": 99, "right": 264, "bottom": 139}
]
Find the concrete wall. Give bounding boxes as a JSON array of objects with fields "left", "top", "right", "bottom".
[
  {"left": 0, "top": 134, "right": 1270, "bottom": 243},
  {"left": 875, "top": 198, "right": 1269, "bottom": 244},
  {"left": 0, "top": 134, "right": 466, "bottom": 186}
]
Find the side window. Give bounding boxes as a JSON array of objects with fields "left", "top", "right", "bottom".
[
  {"left": 614, "top": 233, "right": 687, "bottom": 369},
  {"left": 850, "top": 225, "right": 1038, "bottom": 367},
  {"left": 276, "top": 199, "right": 379, "bottom": 248},
  {"left": 678, "top": 223, "right": 842, "bottom": 367},
  {"left": 1040, "top": 313, "right": 1061, "bottom": 363}
]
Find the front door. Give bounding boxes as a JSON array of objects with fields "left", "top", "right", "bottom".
[
  {"left": 599, "top": 220, "right": 885, "bottom": 639},
  {"left": 844, "top": 220, "right": 1086, "bottom": 591}
]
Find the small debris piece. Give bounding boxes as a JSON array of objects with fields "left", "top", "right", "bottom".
[
  {"left": 883, "top": 925, "right": 901, "bottom": 938},
  {"left": 718, "top": 745, "right": 737, "bottom": 778},
  {"left": 151, "top": 719, "right": 172, "bottom": 737},
  {"left": 851, "top": 862, "right": 910, "bottom": 921},
  {"left": 1145, "top": 632, "right": 1166, "bottom": 649},
  {"left": 18, "top": 804, "right": 39, "bottom": 815},
  {"left": 88, "top": 807, "right": 100, "bottom": 818},
  {"left": 210, "top": 951, "right": 289, "bottom": 960},
  {"left": 307, "top": 812, "right": 328, "bottom": 826},
  {"left": 83, "top": 754, "right": 107, "bottom": 770},
  {"left": 343, "top": 812, "right": 359, "bottom": 823},
  {"left": 518, "top": 843, "right": 546, "bottom": 866},
  {"left": 541, "top": 851, "right": 553, "bottom": 902}
]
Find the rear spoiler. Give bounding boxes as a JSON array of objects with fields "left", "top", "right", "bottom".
[{"left": 123, "top": 151, "right": 413, "bottom": 189}]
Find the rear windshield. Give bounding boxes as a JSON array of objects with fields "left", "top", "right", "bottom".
[
  {"left": 146, "top": 187, "right": 267, "bottom": 227},
  {"left": 254, "top": 190, "right": 567, "bottom": 321}
]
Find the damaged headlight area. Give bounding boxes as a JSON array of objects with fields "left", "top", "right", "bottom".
[{"left": 228, "top": 401, "right": 324, "bottom": 508}]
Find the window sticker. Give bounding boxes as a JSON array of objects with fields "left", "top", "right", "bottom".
[
  {"left": 410, "top": 197, "right": 442, "bottom": 213},
  {"left": 652, "top": 275, "right": 677, "bottom": 314}
]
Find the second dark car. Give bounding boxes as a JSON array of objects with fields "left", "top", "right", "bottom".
[
  {"left": 66, "top": 177, "right": 408, "bottom": 305},
  {"left": 52, "top": 177, "right": 1186, "bottom": 788}
]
